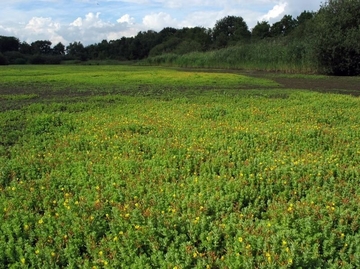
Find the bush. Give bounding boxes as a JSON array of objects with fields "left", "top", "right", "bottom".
[
  {"left": 3, "top": 51, "right": 28, "bottom": 64},
  {"left": 0, "top": 53, "right": 8, "bottom": 65},
  {"left": 312, "top": 0, "right": 360, "bottom": 75},
  {"left": 29, "top": 55, "right": 62, "bottom": 64}
]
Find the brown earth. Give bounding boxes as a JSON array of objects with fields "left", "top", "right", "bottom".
[{"left": 243, "top": 70, "right": 360, "bottom": 96}]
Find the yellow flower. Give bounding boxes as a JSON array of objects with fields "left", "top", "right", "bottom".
[
  {"left": 38, "top": 219, "right": 44, "bottom": 224},
  {"left": 238, "top": 237, "right": 243, "bottom": 243}
]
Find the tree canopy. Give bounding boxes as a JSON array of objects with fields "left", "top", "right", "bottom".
[{"left": 312, "top": 0, "right": 360, "bottom": 75}]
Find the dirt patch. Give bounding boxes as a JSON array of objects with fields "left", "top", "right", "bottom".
[
  {"left": 177, "top": 67, "right": 360, "bottom": 96},
  {"left": 237, "top": 70, "right": 360, "bottom": 96}
]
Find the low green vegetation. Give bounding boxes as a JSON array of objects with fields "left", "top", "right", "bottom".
[
  {"left": 0, "top": 65, "right": 278, "bottom": 90},
  {"left": 1, "top": 65, "right": 360, "bottom": 268},
  {"left": 142, "top": 40, "right": 316, "bottom": 73}
]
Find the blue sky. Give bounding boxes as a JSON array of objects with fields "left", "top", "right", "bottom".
[{"left": 0, "top": 0, "right": 323, "bottom": 46}]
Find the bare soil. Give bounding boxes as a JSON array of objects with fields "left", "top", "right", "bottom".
[{"left": 244, "top": 70, "right": 360, "bottom": 96}]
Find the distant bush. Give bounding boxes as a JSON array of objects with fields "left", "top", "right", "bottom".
[
  {"left": 29, "top": 55, "right": 62, "bottom": 64},
  {"left": 0, "top": 53, "right": 8, "bottom": 65},
  {"left": 3, "top": 51, "right": 28, "bottom": 64}
]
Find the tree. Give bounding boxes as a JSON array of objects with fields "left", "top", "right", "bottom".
[
  {"left": 149, "top": 37, "right": 181, "bottom": 57},
  {"left": 290, "top": 11, "right": 315, "bottom": 39},
  {"left": 53, "top": 42, "right": 65, "bottom": 55},
  {"left": 158, "top": 27, "right": 178, "bottom": 43},
  {"left": 270, "top": 15, "right": 297, "bottom": 37},
  {"left": 31, "top": 40, "right": 52, "bottom": 54},
  {"left": 0, "top": 36, "right": 20, "bottom": 53},
  {"left": 128, "top": 30, "right": 159, "bottom": 60},
  {"left": 296, "top": 10, "right": 315, "bottom": 26},
  {"left": 19, "top": 42, "right": 32, "bottom": 54},
  {"left": 213, "top": 16, "right": 251, "bottom": 47},
  {"left": 66, "top": 41, "right": 87, "bottom": 61},
  {"left": 252, "top": 21, "right": 271, "bottom": 40},
  {"left": 175, "top": 27, "right": 212, "bottom": 51},
  {"left": 312, "top": 0, "right": 360, "bottom": 75}
]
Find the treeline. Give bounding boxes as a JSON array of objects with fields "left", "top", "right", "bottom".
[
  {"left": 0, "top": 0, "right": 359, "bottom": 75},
  {"left": 0, "top": 14, "right": 313, "bottom": 62}
]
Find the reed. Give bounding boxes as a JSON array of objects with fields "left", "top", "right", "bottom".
[{"left": 143, "top": 39, "right": 318, "bottom": 73}]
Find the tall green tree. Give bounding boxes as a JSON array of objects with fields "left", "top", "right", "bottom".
[
  {"left": 53, "top": 42, "right": 65, "bottom": 55},
  {"left": 270, "top": 15, "right": 297, "bottom": 37},
  {"left": 128, "top": 30, "right": 159, "bottom": 60},
  {"left": 252, "top": 21, "right": 271, "bottom": 40},
  {"left": 213, "top": 16, "right": 251, "bottom": 48},
  {"left": 31, "top": 40, "right": 52, "bottom": 54},
  {"left": 19, "top": 42, "right": 32, "bottom": 54},
  {"left": 175, "top": 27, "right": 212, "bottom": 51},
  {"left": 66, "top": 41, "right": 87, "bottom": 60},
  {"left": 0, "top": 36, "right": 20, "bottom": 53},
  {"left": 312, "top": 0, "right": 360, "bottom": 75}
]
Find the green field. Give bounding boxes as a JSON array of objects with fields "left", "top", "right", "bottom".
[{"left": 1, "top": 65, "right": 360, "bottom": 268}]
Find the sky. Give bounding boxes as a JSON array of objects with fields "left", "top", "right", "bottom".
[{"left": 0, "top": 0, "right": 323, "bottom": 46}]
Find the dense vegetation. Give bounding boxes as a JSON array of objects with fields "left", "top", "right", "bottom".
[
  {"left": 1, "top": 0, "right": 360, "bottom": 75},
  {"left": 1, "top": 65, "right": 360, "bottom": 268}
]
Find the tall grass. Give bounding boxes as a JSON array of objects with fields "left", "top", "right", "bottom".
[{"left": 143, "top": 39, "right": 318, "bottom": 73}]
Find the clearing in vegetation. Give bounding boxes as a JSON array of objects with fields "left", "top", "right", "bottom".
[{"left": 1, "top": 65, "right": 360, "bottom": 268}]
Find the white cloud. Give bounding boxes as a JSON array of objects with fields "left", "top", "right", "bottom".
[
  {"left": 260, "top": 2, "right": 287, "bottom": 21},
  {"left": 23, "top": 17, "right": 65, "bottom": 44},
  {"left": 142, "top": 12, "right": 178, "bottom": 30},
  {"left": 117, "top": 14, "right": 135, "bottom": 24},
  {"left": 65, "top": 12, "right": 140, "bottom": 43}
]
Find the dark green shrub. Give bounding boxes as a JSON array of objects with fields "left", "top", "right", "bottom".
[
  {"left": 29, "top": 55, "right": 62, "bottom": 64},
  {"left": 312, "top": 0, "right": 360, "bottom": 75},
  {"left": 0, "top": 53, "right": 8, "bottom": 65},
  {"left": 3, "top": 51, "right": 28, "bottom": 64}
]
